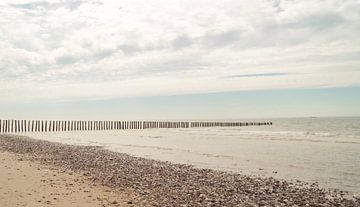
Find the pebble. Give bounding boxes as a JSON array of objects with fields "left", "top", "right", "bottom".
[{"left": 1, "top": 134, "right": 359, "bottom": 207}]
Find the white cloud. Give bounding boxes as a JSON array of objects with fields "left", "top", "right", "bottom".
[{"left": 0, "top": 0, "right": 359, "bottom": 103}]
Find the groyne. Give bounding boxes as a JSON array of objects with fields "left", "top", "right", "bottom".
[{"left": 0, "top": 120, "right": 272, "bottom": 133}]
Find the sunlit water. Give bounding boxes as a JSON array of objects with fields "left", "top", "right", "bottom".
[{"left": 21, "top": 117, "right": 360, "bottom": 195}]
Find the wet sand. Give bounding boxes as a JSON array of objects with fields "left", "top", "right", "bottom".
[{"left": 0, "top": 134, "right": 359, "bottom": 206}]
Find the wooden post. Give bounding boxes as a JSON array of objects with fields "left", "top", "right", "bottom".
[
  {"left": 44, "top": 120, "right": 47, "bottom": 132},
  {"left": 26, "top": 120, "right": 28, "bottom": 132},
  {"left": 34, "top": 120, "right": 37, "bottom": 132},
  {"left": 15, "top": 120, "right": 17, "bottom": 133},
  {"left": 18, "top": 120, "right": 21, "bottom": 132},
  {"left": 49, "top": 120, "right": 52, "bottom": 132},
  {"left": 10, "top": 120, "right": 13, "bottom": 133}
]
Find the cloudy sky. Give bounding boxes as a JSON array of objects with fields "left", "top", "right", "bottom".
[{"left": 0, "top": 0, "right": 360, "bottom": 119}]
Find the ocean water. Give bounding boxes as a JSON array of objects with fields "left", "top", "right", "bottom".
[{"left": 23, "top": 117, "right": 360, "bottom": 195}]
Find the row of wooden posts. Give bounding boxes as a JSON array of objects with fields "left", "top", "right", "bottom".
[{"left": 0, "top": 120, "right": 272, "bottom": 134}]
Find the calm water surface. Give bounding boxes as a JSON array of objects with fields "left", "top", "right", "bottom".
[{"left": 24, "top": 117, "right": 360, "bottom": 195}]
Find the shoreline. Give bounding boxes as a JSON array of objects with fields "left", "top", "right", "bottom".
[{"left": 0, "top": 134, "right": 359, "bottom": 206}]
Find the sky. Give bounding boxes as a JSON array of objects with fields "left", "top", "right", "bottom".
[{"left": 0, "top": 0, "right": 360, "bottom": 119}]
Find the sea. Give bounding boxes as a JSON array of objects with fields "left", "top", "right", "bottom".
[{"left": 23, "top": 117, "right": 360, "bottom": 196}]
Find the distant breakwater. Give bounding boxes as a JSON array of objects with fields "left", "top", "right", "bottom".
[{"left": 0, "top": 120, "right": 272, "bottom": 133}]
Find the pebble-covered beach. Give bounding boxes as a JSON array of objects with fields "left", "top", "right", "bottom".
[{"left": 1, "top": 134, "right": 359, "bottom": 207}]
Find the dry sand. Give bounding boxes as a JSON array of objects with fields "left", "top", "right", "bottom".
[{"left": 0, "top": 151, "right": 143, "bottom": 207}]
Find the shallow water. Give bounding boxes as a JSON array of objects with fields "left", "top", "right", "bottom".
[{"left": 23, "top": 117, "right": 360, "bottom": 195}]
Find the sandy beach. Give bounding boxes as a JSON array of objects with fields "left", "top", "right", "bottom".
[
  {"left": 0, "top": 151, "right": 145, "bottom": 207},
  {"left": 0, "top": 134, "right": 359, "bottom": 206}
]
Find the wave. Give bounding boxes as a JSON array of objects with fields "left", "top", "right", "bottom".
[
  {"left": 182, "top": 129, "right": 360, "bottom": 144},
  {"left": 120, "top": 144, "right": 173, "bottom": 151}
]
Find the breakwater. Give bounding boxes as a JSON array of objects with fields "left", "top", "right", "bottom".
[{"left": 0, "top": 120, "right": 272, "bottom": 133}]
